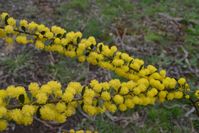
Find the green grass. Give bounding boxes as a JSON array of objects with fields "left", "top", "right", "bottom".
[{"left": 0, "top": 49, "right": 32, "bottom": 75}]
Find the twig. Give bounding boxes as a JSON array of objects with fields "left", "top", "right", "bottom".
[
  {"left": 185, "top": 107, "right": 195, "bottom": 117},
  {"left": 34, "top": 116, "right": 54, "bottom": 129}
]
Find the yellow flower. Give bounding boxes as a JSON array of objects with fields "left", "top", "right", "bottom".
[
  {"left": 178, "top": 78, "right": 186, "bottom": 85},
  {"left": 36, "top": 93, "right": 48, "bottom": 104},
  {"left": 147, "top": 88, "right": 158, "bottom": 97},
  {"left": 40, "top": 105, "right": 56, "bottom": 121},
  {"left": 22, "top": 105, "right": 36, "bottom": 116},
  {"left": 0, "top": 120, "right": 8, "bottom": 131},
  {"left": 174, "top": 91, "right": 183, "bottom": 99},
  {"left": 0, "top": 90, "right": 7, "bottom": 99},
  {"left": 4, "top": 25, "right": 14, "bottom": 33},
  {"left": 28, "top": 82, "right": 39, "bottom": 96},
  {"left": 20, "top": 19, "right": 28, "bottom": 27},
  {"left": 40, "top": 84, "right": 52, "bottom": 95},
  {"left": 62, "top": 91, "right": 74, "bottom": 103},
  {"left": 112, "top": 59, "right": 124, "bottom": 67},
  {"left": 5, "top": 37, "right": 14, "bottom": 44},
  {"left": 194, "top": 90, "right": 199, "bottom": 98},
  {"left": 28, "top": 21, "right": 38, "bottom": 30},
  {"left": 125, "top": 99, "right": 134, "bottom": 109},
  {"left": 160, "top": 70, "right": 166, "bottom": 77},
  {"left": 113, "top": 95, "right": 124, "bottom": 104},
  {"left": 9, "top": 109, "right": 23, "bottom": 124},
  {"left": 132, "top": 96, "right": 140, "bottom": 104},
  {"left": 167, "top": 93, "right": 174, "bottom": 100},
  {"left": 0, "top": 12, "right": 8, "bottom": 21},
  {"left": 7, "top": 17, "right": 16, "bottom": 26},
  {"left": 93, "top": 84, "right": 102, "bottom": 93},
  {"left": 101, "top": 91, "right": 111, "bottom": 101},
  {"left": 55, "top": 102, "right": 66, "bottom": 113},
  {"left": 83, "top": 105, "right": 97, "bottom": 116},
  {"left": 109, "top": 79, "right": 121, "bottom": 91},
  {"left": 21, "top": 116, "right": 33, "bottom": 125},
  {"left": 16, "top": 35, "right": 28, "bottom": 45},
  {"left": 119, "top": 104, "right": 127, "bottom": 111},
  {"left": 35, "top": 40, "right": 45, "bottom": 49},
  {"left": 55, "top": 113, "right": 66, "bottom": 123},
  {"left": 0, "top": 107, "right": 7, "bottom": 118},
  {"left": 147, "top": 65, "right": 157, "bottom": 73},
  {"left": 159, "top": 91, "right": 167, "bottom": 99},
  {"left": 45, "top": 32, "right": 54, "bottom": 39},
  {"left": 119, "top": 86, "right": 129, "bottom": 95}
]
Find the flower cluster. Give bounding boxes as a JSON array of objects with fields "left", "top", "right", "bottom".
[
  {"left": 0, "top": 79, "right": 194, "bottom": 131},
  {"left": 0, "top": 12, "right": 199, "bottom": 131},
  {"left": 0, "top": 13, "right": 194, "bottom": 95},
  {"left": 65, "top": 129, "right": 98, "bottom": 133}
]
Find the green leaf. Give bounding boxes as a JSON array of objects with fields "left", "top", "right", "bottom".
[
  {"left": 36, "top": 106, "right": 41, "bottom": 118},
  {"left": 5, "top": 15, "right": 9, "bottom": 25},
  {"left": 21, "top": 26, "right": 26, "bottom": 32},
  {"left": 18, "top": 94, "right": 25, "bottom": 104}
]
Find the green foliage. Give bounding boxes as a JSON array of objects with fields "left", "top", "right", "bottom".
[
  {"left": 95, "top": 116, "right": 123, "bottom": 133},
  {"left": 46, "top": 57, "right": 88, "bottom": 83},
  {"left": 0, "top": 50, "right": 32, "bottom": 75},
  {"left": 145, "top": 32, "right": 163, "bottom": 42}
]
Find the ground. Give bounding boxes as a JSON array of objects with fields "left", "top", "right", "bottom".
[{"left": 0, "top": 0, "right": 199, "bottom": 133}]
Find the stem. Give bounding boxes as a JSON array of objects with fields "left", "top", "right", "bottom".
[{"left": 189, "top": 98, "right": 199, "bottom": 117}]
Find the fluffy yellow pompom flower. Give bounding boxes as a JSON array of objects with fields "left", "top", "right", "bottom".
[
  {"left": 45, "top": 32, "right": 53, "bottom": 39},
  {"left": 40, "top": 105, "right": 56, "bottom": 121},
  {"left": 56, "top": 102, "right": 66, "bottom": 113},
  {"left": 9, "top": 109, "right": 23, "bottom": 124},
  {"left": 36, "top": 93, "right": 48, "bottom": 104},
  {"left": 20, "top": 19, "right": 28, "bottom": 27},
  {"left": 159, "top": 91, "right": 167, "bottom": 99},
  {"left": 40, "top": 84, "right": 52, "bottom": 95},
  {"left": 132, "top": 96, "right": 140, "bottom": 104},
  {"left": 0, "top": 90, "right": 7, "bottom": 99},
  {"left": 112, "top": 59, "right": 124, "bottom": 67},
  {"left": 194, "top": 90, "right": 199, "bottom": 98},
  {"left": 0, "top": 12, "right": 8, "bottom": 21},
  {"left": 62, "top": 91, "right": 74, "bottom": 103},
  {"left": 0, "top": 107, "right": 7, "bottom": 118},
  {"left": 109, "top": 79, "right": 121, "bottom": 91},
  {"left": 119, "top": 87, "right": 129, "bottom": 95},
  {"left": 5, "top": 37, "right": 14, "bottom": 44},
  {"left": 178, "top": 78, "right": 186, "bottom": 85},
  {"left": 28, "top": 82, "right": 39, "bottom": 96},
  {"left": 147, "top": 88, "right": 158, "bottom": 97},
  {"left": 93, "top": 84, "right": 102, "bottom": 93},
  {"left": 147, "top": 65, "right": 157, "bottom": 73},
  {"left": 101, "top": 91, "right": 111, "bottom": 101},
  {"left": 167, "top": 93, "right": 174, "bottom": 100},
  {"left": 125, "top": 99, "right": 134, "bottom": 109},
  {"left": 28, "top": 21, "right": 38, "bottom": 30},
  {"left": 22, "top": 105, "right": 36, "bottom": 116},
  {"left": 174, "top": 91, "right": 183, "bottom": 99},
  {"left": 16, "top": 35, "right": 28, "bottom": 45},
  {"left": 7, "top": 17, "right": 16, "bottom": 26},
  {"left": 55, "top": 113, "right": 66, "bottom": 123},
  {"left": 4, "top": 25, "right": 14, "bottom": 33},
  {"left": 6, "top": 85, "right": 25, "bottom": 98},
  {"left": 35, "top": 40, "right": 45, "bottom": 49},
  {"left": 113, "top": 95, "right": 124, "bottom": 104},
  {"left": 119, "top": 104, "right": 127, "bottom": 111},
  {"left": 160, "top": 70, "right": 166, "bottom": 77},
  {"left": 0, "top": 120, "right": 8, "bottom": 131},
  {"left": 83, "top": 105, "right": 97, "bottom": 116}
]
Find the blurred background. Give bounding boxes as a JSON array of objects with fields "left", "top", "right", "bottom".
[{"left": 0, "top": 0, "right": 199, "bottom": 132}]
